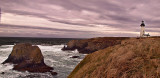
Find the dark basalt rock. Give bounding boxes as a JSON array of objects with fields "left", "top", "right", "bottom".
[
  {"left": 1, "top": 72, "right": 5, "bottom": 74},
  {"left": 70, "top": 56, "right": 80, "bottom": 58},
  {"left": 62, "top": 37, "right": 129, "bottom": 54},
  {"left": 2, "top": 43, "right": 57, "bottom": 75},
  {"left": 51, "top": 72, "right": 58, "bottom": 75}
]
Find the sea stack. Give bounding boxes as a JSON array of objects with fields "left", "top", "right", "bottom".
[{"left": 2, "top": 43, "right": 54, "bottom": 73}]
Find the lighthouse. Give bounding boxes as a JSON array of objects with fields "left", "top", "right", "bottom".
[
  {"left": 140, "top": 20, "right": 150, "bottom": 37},
  {"left": 140, "top": 20, "right": 145, "bottom": 37}
]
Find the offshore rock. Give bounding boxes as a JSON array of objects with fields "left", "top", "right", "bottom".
[
  {"left": 2, "top": 43, "right": 55, "bottom": 74},
  {"left": 1, "top": 72, "right": 5, "bottom": 74},
  {"left": 70, "top": 56, "right": 80, "bottom": 58}
]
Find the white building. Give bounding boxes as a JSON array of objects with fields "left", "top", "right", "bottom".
[{"left": 140, "top": 20, "right": 150, "bottom": 37}]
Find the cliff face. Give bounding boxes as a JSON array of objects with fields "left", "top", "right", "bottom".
[
  {"left": 68, "top": 38, "right": 160, "bottom": 78},
  {"left": 62, "top": 37, "right": 129, "bottom": 54}
]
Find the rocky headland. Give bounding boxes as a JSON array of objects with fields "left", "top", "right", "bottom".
[
  {"left": 2, "top": 43, "right": 57, "bottom": 75},
  {"left": 68, "top": 37, "right": 160, "bottom": 78},
  {"left": 62, "top": 37, "right": 129, "bottom": 54}
]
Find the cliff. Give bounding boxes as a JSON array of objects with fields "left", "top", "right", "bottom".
[
  {"left": 62, "top": 37, "right": 129, "bottom": 54},
  {"left": 68, "top": 37, "right": 160, "bottom": 78}
]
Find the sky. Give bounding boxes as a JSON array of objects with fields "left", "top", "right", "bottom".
[{"left": 0, "top": 0, "right": 160, "bottom": 38}]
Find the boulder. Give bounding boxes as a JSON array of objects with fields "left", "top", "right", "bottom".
[
  {"left": 1, "top": 72, "right": 5, "bottom": 74},
  {"left": 70, "top": 56, "right": 80, "bottom": 58},
  {"left": 51, "top": 72, "right": 58, "bottom": 75},
  {"left": 2, "top": 43, "right": 55, "bottom": 73}
]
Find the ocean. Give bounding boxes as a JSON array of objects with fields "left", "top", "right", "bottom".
[{"left": 0, "top": 37, "right": 86, "bottom": 78}]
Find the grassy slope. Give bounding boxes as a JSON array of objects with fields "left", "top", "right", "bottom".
[{"left": 68, "top": 37, "right": 160, "bottom": 78}]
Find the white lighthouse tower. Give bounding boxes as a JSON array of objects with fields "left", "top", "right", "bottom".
[
  {"left": 140, "top": 20, "right": 145, "bottom": 37},
  {"left": 140, "top": 20, "right": 150, "bottom": 37}
]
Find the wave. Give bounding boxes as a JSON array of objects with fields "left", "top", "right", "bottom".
[{"left": 0, "top": 44, "right": 86, "bottom": 78}]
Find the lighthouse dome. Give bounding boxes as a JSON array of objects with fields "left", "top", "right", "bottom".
[{"left": 140, "top": 20, "right": 145, "bottom": 27}]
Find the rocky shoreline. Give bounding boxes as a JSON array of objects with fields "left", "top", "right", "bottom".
[{"left": 62, "top": 37, "right": 130, "bottom": 54}]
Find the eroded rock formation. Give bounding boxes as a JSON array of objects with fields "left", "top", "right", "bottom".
[{"left": 2, "top": 43, "right": 55, "bottom": 74}]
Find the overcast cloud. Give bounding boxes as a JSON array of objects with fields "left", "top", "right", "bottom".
[{"left": 0, "top": 0, "right": 159, "bottom": 38}]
